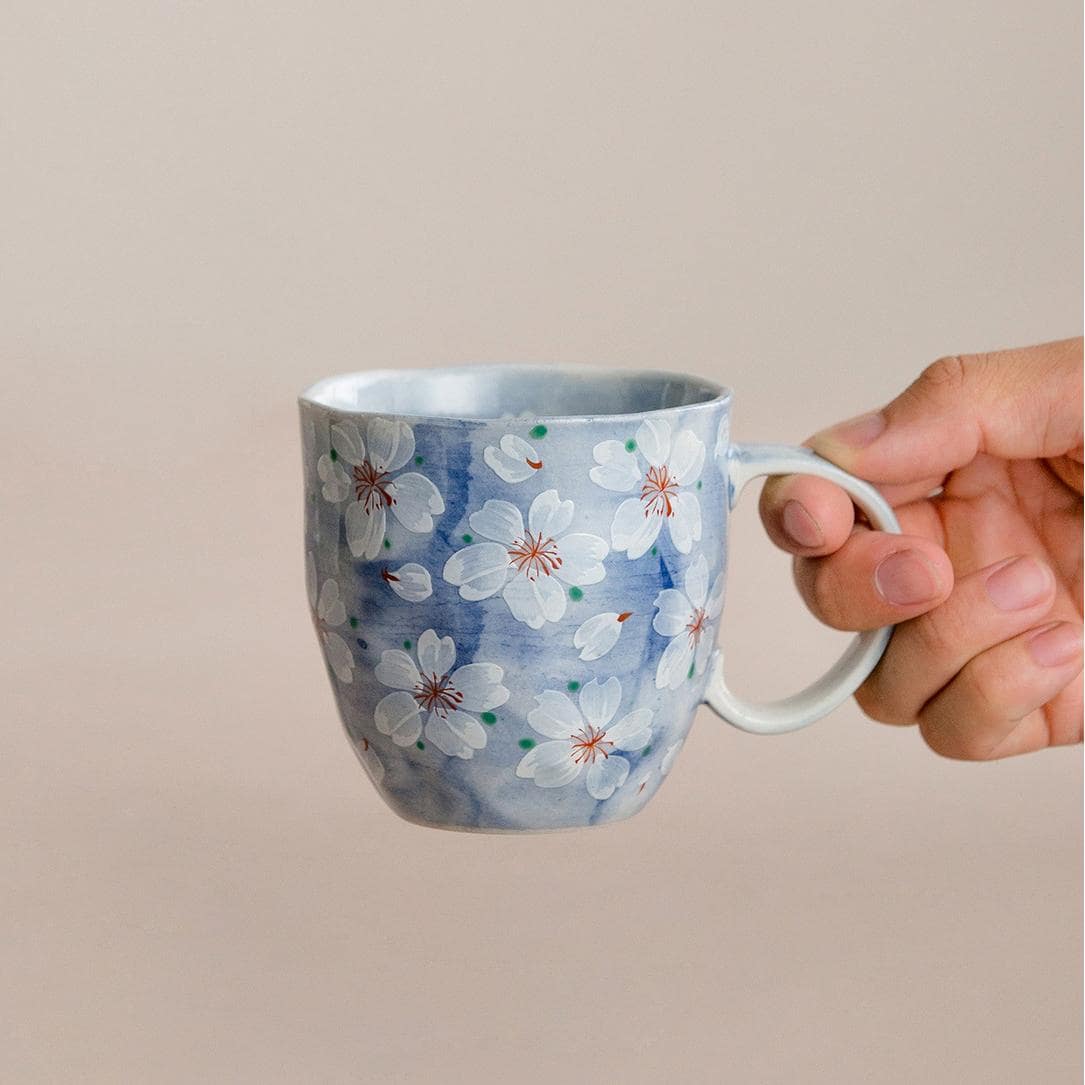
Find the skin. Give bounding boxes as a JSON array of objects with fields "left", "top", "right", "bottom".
[{"left": 759, "top": 337, "right": 1083, "bottom": 760}]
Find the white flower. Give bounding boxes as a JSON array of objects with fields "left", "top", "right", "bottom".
[
  {"left": 572, "top": 610, "right": 633, "bottom": 661},
  {"left": 373, "top": 629, "right": 509, "bottom": 759},
  {"left": 316, "top": 418, "right": 445, "bottom": 559},
  {"left": 660, "top": 741, "right": 681, "bottom": 776},
  {"left": 484, "top": 434, "right": 544, "bottom": 483},
  {"left": 516, "top": 677, "right": 653, "bottom": 800},
  {"left": 380, "top": 562, "right": 433, "bottom": 602},
  {"left": 590, "top": 418, "right": 705, "bottom": 558},
  {"left": 443, "top": 490, "right": 608, "bottom": 630},
  {"left": 306, "top": 552, "right": 355, "bottom": 683},
  {"left": 652, "top": 553, "right": 725, "bottom": 690},
  {"left": 351, "top": 736, "right": 385, "bottom": 784}
]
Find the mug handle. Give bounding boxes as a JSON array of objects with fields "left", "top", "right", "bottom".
[{"left": 703, "top": 443, "right": 901, "bottom": 736}]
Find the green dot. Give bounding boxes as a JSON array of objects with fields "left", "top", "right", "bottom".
[
  {"left": 414, "top": 455, "right": 424, "bottom": 465},
  {"left": 687, "top": 662, "right": 696, "bottom": 679},
  {"left": 481, "top": 712, "right": 497, "bottom": 725},
  {"left": 329, "top": 448, "right": 338, "bottom": 462},
  {"left": 567, "top": 680, "right": 580, "bottom": 692},
  {"left": 625, "top": 438, "right": 637, "bottom": 452},
  {"left": 529, "top": 424, "right": 548, "bottom": 439},
  {"left": 518, "top": 738, "right": 536, "bottom": 750},
  {"left": 383, "top": 538, "right": 392, "bottom": 550},
  {"left": 403, "top": 639, "right": 412, "bottom": 650},
  {"left": 568, "top": 586, "right": 584, "bottom": 601},
  {"left": 349, "top": 617, "right": 359, "bottom": 629},
  {"left": 462, "top": 533, "right": 473, "bottom": 544},
  {"left": 696, "top": 480, "right": 703, "bottom": 490},
  {"left": 651, "top": 546, "right": 658, "bottom": 556},
  {"left": 416, "top": 740, "right": 425, "bottom": 750},
  {"left": 642, "top": 744, "right": 652, "bottom": 756}
]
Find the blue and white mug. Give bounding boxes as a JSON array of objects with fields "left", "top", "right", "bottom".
[{"left": 300, "top": 365, "right": 899, "bottom": 832}]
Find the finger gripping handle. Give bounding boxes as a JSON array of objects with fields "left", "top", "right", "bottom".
[{"left": 704, "top": 443, "right": 901, "bottom": 735}]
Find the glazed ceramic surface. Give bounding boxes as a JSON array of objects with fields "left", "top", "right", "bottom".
[{"left": 300, "top": 364, "right": 899, "bottom": 832}]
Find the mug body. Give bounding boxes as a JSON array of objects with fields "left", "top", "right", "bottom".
[{"left": 300, "top": 364, "right": 731, "bottom": 831}]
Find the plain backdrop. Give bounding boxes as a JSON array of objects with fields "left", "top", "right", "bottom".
[{"left": 3, "top": 3, "right": 1081, "bottom": 1082}]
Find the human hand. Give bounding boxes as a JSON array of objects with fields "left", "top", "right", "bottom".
[{"left": 759, "top": 338, "right": 1083, "bottom": 759}]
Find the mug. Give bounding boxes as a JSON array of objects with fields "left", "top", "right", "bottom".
[{"left": 299, "top": 364, "right": 899, "bottom": 832}]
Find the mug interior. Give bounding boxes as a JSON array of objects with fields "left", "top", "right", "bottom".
[{"left": 300, "top": 364, "right": 727, "bottom": 421}]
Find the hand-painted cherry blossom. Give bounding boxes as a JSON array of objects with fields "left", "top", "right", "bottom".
[
  {"left": 316, "top": 418, "right": 445, "bottom": 559},
  {"left": 652, "top": 553, "right": 725, "bottom": 690},
  {"left": 351, "top": 735, "right": 385, "bottom": 784},
  {"left": 483, "top": 434, "right": 544, "bottom": 483},
  {"left": 590, "top": 419, "right": 705, "bottom": 558},
  {"left": 442, "top": 490, "right": 609, "bottom": 630},
  {"left": 516, "top": 677, "right": 653, "bottom": 800},
  {"left": 573, "top": 610, "right": 633, "bottom": 661},
  {"left": 380, "top": 562, "right": 433, "bottom": 602},
  {"left": 373, "top": 629, "right": 509, "bottom": 759},
  {"left": 660, "top": 741, "right": 682, "bottom": 776},
  {"left": 306, "top": 552, "right": 355, "bottom": 683}
]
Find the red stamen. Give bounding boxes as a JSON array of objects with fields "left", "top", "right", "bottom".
[
  {"left": 352, "top": 460, "right": 396, "bottom": 514},
  {"left": 686, "top": 607, "right": 707, "bottom": 645},
  {"left": 640, "top": 464, "right": 679, "bottom": 518},
  {"left": 412, "top": 672, "right": 464, "bottom": 719},
  {"left": 570, "top": 724, "right": 614, "bottom": 765},
  {"left": 616, "top": 611, "right": 633, "bottom": 623},
  {"left": 526, "top": 458, "right": 544, "bottom": 470},
  {"left": 380, "top": 567, "right": 400, "bottom": 583},
  {"left": 507, "top": 531, "right": 563, "bottom": 580}
]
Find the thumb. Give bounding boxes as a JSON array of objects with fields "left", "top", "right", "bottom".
[{"left": 809, "top": 338, "right": 1084, "bottom": 485}]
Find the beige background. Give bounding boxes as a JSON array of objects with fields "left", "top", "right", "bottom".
[{"left": 3, "top": 2, "right": 1081, "bottom": 1082}]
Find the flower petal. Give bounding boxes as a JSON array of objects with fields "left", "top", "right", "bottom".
[
  {"left": 389, "top": 473, "right": 444, "bottom": 533},
  {"left": 330, "top": 421, "right": 366, "bottom": 466},
  {"left": 667, "top": 491, "right": 702, "bottom": 555},
  {"left": 317, "top": 578, "right": 347, "bottom": 626},
  {"left": 450, "top": 663, "right": 509, "bottom": 712},
  {"left": 366, "top": 418, "right": 415, "bottom": 471},
  {"left": 655, "top": 633, "right": 694, "bottom": 690},
  {"left": 443, "top": 542, "right": 510, "bottom": 600},
  {"left": 528, "top": 490, "right": 574, "bottom": 538},
  {"left": 425, "top": 710, "right": 487, "bottom": 759},
  {"left": 317, "top": 455, "right": 352, "bottom": 502},
  {"left": 611, "top": 498, "right": 662, "bottom": 559},
  {"left": 695, "top": 633, "right": 715, "bottom": 677},
  {"left": 578, "top": 677, "right": 621, "bottom": 728},
  {"left": 707, "top": 573, "right": 726, "bottom": 620},
  {"left": 484, "top": 435, "right": 540, "bottom": 483},
  {"left": 417, "top": 629, "right": 456, "bottom": 676},
  {"left": 684, "top": 554, "right": 709, "bottom": 610},
  {"left": 383, "top": 563, "right": 433, "bottom": 602},
  {"left": 586, "top": 755, "right": 629, "bottom": 800},
  {"left": 605, "top": 709, "right": 652, "bottom": 751},
  {"left": 374, "top": 691, "right": 423, "bottom": 745},
  {"left": 553, "top": 533, "right": 608, "bottom": 586},
  {"left": 661, "top": 741, "right": 681, "bottom": 776},
  {"left": 573, "top": 612, "right": 623, "bottom": 662},
  {"left": 502, "top": 572, "right": 566, "bottom": 628},
  {"left": 652, "top": 588, "right": 692, "bottom": 637},
  {"left": 469, "top": 500, "right": 524, "bottom": 545},
  {"left": 322, "top": 632, "right": 354, "bottom": 683},
  {"left": 516, "top": 740, "right": 582, "bottom": 788},
  {"left": 589, "top": 440, "right": 641, "bottom": 492},
  {"left": 374, "top": 649, "right": 421, "bottom": 690},
  {"left": 305, "top": 552, "right": 317, "bottom": 609},
  {"left": 668, "top": 429, "right": 705, "bottom": 486},
  {"left": 345, "top": 502, "right": 386, "bottom": 559},
  {"left": 635, "top": 418, "right": 672, "bottom": 467},
  {"left": 528, "top": 690, "right": 582, "bottom": 739}
]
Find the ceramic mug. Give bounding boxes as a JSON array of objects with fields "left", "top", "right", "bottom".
[{"left": 300, "top": 364, "right": 899, "bottom": 832}]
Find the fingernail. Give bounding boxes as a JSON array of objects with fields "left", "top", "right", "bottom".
[
  {"left": 874, "top": 549, "right": 944, "bottom": 606},
  {"left": 1028, "top": 622, "right": 1084, "bottom": 667},
  {"left": 985, "top": 556, "right": 1053, "bottom": 612},
  {"left": 817, "top": 411, "right": 886, "bottom": 450},
  {"left": 782, "top": 500, "right": 824, "bottom": 548}
]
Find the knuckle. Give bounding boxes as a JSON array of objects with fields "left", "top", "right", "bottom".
[
  {"left": 920, "top": 354, "right": 969, "bottom": 392},
  {"left": 805, "top": 561, "right": 849, "bottom": 630},
  {"left": 854, "top": 673, "right": 913, "bottom": 725},
  {"left": 917, "top": 717, "right": 974, "bottom": 760}
]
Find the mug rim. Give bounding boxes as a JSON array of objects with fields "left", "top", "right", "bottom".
[{"left": 298, "top": 362, "right": 732, "bottom": 425}]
